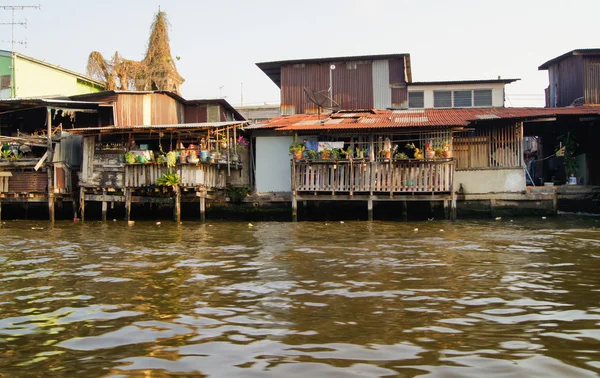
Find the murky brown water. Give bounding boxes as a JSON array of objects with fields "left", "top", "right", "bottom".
[{"left": 1, "top": 217, "right": 600, "bottom": 377}]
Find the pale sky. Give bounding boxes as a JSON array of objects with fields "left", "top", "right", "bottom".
[{"left": 2, "top": 0, "right": 599, "bottom": 107}]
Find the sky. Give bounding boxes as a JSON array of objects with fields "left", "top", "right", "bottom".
[{"left": 1, "top": 0, "right": 599, "bottom": 107}]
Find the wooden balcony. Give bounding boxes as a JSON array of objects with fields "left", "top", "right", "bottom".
[
  {"left": 124, "top": 163, "right": 226, "bottom": 189},
  {"left": 292, "top": 159, "right": 455, "bottom": 195}
]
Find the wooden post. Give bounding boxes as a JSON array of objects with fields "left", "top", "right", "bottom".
[
  {"left": 72, "top": 196, "right": 78, "bottom": 220},
  {"left": 101, "top": 189, "right": 107, "bottom": 221},
  {"left": 451, "top": 195, "right": 457, "bottom": 221},
  {"left": 444, "top": 200, "right": 450, "bottom": 220},
  {"left": 125, "top": 188, "right": 132, "bottom": 221},
  {"left": 46, "top": 107, "right": 55, "bottom": 223},
  {"left": 80, "top": 187, "right": 85, "bottom": 222},
  {"left": 199, "top": 191, "right": 206, "bottom": 222},
  {"left": 367, "top": 197, "right": 373, "bottom": 221},
  {"left": 0, "top": 200, "right": 2, "bottom": 223},
  {"left": 402, "top": 200, "right": 408, "bottom": 221},
  {"left": 292, "top": 194, "right": 298, "bottom": 222},
  {"left": 174, "top": 185, "right": 181, "bottom": 223}
]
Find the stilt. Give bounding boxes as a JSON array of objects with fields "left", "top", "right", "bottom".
[
  {"left": 451, "top": 195, "right": 457, "bottom": 221},
  {"left": 101, "top": 189, "right": 107, "bottom": 221},
  {"left": 174, "top": 185, "right": 181, "bottom": 223},
  {"left": 444, "top": 200, "right": 450, "bottom": 220},
  {"left": 552, "top": 190, "right": 558, "bottom": 216},
  {"left": 48, "top": 192, "right": 55, "bottom": 223},
  {"left": 72, "top": 196, "right": 78, "bottom": 220},
  {"left": 292, "top": 194, "right": 298, "bottom": 222},
  {"left": 0, "top": 200, "right": 2, "bottom": 222},
  {"left": 199, "top": 191, "right": 206, "bottom": 222},
  {"left": 402, "top": 200, "right": 408, "bottom": 221},
  {"left": 367, "top": 198, "right": 374, "bottom": 221},
  {"left": 125, "top": 188, "right": 132, "bottom": 221},
  {"left": 46, "top": 107, "right": 55, "bottom": 223},
  {"left": 80, "top": 187, "right": 85, "bottom": 222}
]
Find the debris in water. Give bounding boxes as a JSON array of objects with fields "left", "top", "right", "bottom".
[
  {"left": 495, "top": 217, "right": 502, "bottom": 221},
  {"left": 156, "top": 222, "right": 161, "bottom": 226},
  {"left": 248, "top": 223, "right": 253, "bottom": 227},
  {"left": 128, "top": 221, "right": 135, "bottom": 226},
  {"left": 340, "top": 221, "right": 344, "bottom": 224},
  {"left": 414, "top": 228, "right": 419, "bottom": 232},
  {"left": 542, "top": 217, "right": 547, "bottom": 220}
]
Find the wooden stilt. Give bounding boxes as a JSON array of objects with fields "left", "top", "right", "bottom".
[
  {"left": 101, "top": 200, "right": 108, "bottom": 221},
  {"left": 292, "top": 194, "right": 298, "bottom": 222},
  {"left": 367, "top": 197, "right": 374, "bottom": 221},
  {"left": 402, "top": 200, "right": 408, "bottom": 221},
  {"left": 199, "top": 191, "right": 206, "bottom": 222},
  {"left": 451, "top": 195, "right": 457, "bottom": 221},
  {"left": 174, "top": 185, "right": 181, "bottom": 223},
  {"left": 125, "top": 188, "right": 132, "bottom": 221},
  {"left": 80, "top": 187, "right": 85, "bottom": 222},
  {"left": 0, "top": 200, "right": 2, "bottom": 223},
  {"left": 46, "top": 107, "right": 55, "bottom": 223},
  {"left": 72, "top": 197, "right": 78, "bottom": 220},
  {"left": 444, "top": 200, "right": 450, "bottom": 220}
]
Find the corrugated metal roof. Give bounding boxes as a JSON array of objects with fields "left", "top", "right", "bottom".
[
  {"left": 256, "top": 107, "right": 600, "bottom": 131},
  {"left": 539, "top": 49, "right": 600, "bottom": 70}
]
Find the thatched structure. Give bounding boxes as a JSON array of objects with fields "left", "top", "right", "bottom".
[{"left": 87, "top": 11, "right": 184, "bottom": 94}]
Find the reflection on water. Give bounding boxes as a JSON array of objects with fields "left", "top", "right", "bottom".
[{"left": 1, "top": 217, "right": 600, "bottom": 377}]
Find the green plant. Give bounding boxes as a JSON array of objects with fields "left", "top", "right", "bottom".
[
  {"left": 166, "top": 151, "right": 177, "bottom": 169},
  {"left": 557, "top": 131, "right": 579, "bottom": 177},
  {"left": 11, "top": 152, "right": 22, "bottom": 161},
  {"left": 330, "top": 149, "right": 341, "bottom": 160},
  {"left": 306, "top": 150, "right": 319, "bottom": 160},
  {"left": 433, "top": 147, "right": 444, "bottom": 158},
  {"left": 394, "top": 152, "right": 409, "bottom": 159},
  {"left": 156, "top": 173, "right": 180, "bottom": 187},
  {"left": 226, "top": 185, "right": 252, "bottom": 203},
  {"left": 1, "top": 150, "right": 11, "bottom": 159},
  {"left": 339, "top": 147, "right": 353, "bottom": 159},
  {"left": 289, "top": 133, "right": 306, "bottom": 155},
  {"left": 125, "top": 152, "right": 135, "bottom": 164},
  {"left": 156, "top": 155, "right": 167, "bottom": 165}
]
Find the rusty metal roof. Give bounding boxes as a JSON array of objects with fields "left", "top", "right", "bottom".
[
  {"left": 68, "top": 121, "right": 248, "bottom": 134},
  {"left": 539, "top": 49, "right": 600, "bottom": 70},
  {"left": 256, "top": 107, "right": 600, "bottom": 131}
]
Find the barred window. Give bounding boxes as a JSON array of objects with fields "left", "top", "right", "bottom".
[{"left": 408, "top": 91, "right": 424, "bottom": 108}]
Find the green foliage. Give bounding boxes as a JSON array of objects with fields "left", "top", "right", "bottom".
[
  {"left": 124, "top": 152, "right": 135, "bottom": 164},
  {"left": 226, "top": 185, "right": 252, "bottom": 203},
  {"left": 394, "top": 152, "right": 409, "bottom": 159},
  {"left": 289, "top": 133, "right": 306, "bottom": 155},
  {"left": 557, "top": 131, "right": 579, "bottom": 176},
  {"left": 156, "top": 173, "right": 180, "bottom": 187},
  {"left": 1, "top": 150, "right": 11, "bottom": 159},
  {"left": 305, "top": 150, "right": 319, "bottom": 160}
]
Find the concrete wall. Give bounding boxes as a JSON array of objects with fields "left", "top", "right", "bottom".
[
  {"left": 408, "top": 82, "right": 505, "bottom": 108},
  {"left": 14, "top": 55, "right": 102, "bottom": 98},
  {"left": 255, "top": 135, "right": 293, "bottom": 193},
  {"left": 455, "top": 168, "right": 526, "bottom": 194}
]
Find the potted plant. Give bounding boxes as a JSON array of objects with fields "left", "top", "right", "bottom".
[
  {"left": 157, "top": 173, "right": 181, "bottom": 187},
  {"left": 434, "top": 147, "right": 444, "bottom": 158},
  {"left": 330, "top": 148, "right": 341, "bottom": 160},
  {"left": 320, "top": 148, "right": 331, "bottom": 160},
  {"left": 425, "top": 140, "right": 435, "bottom": 159},
  {"left": 306, "top": 150, "right": 319, "bottom": 160},
  {"left": 289, "top": 133, "right": 306, "bottom": 160},
  {"left": 442, "top": 141, "right": 452, "bottom": 158},
  {"left": 355, "top": 147, "right": 366, "bottom": 159},
  {"left": 394, "top": 152, "right": 409, "bottom": 160},
  {"left": 557, "top": 131, "right": 578, "bottom": 184},
  {"left": 124, "top": 152, "right": 135, "bottom": 164},
  {"left": 1, "top": 149, "right": 12, "bottom": 160}
]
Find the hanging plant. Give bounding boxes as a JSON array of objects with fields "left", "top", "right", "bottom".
[{"left": 157, "top": 173, "right": 180, "bottom": 187}]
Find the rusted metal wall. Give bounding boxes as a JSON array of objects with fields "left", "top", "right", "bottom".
[
  {"left": 548, "top": 55, "right": 585, "bottom": 107},
  {"left": 8, "top": 171, "right": 47, "bottom": 192},
  {"left": 281, "top": 58, "right": 408, "bottom": 114},
  {"left": 151, "top": 93, "right": 184, "bottom": 125},
  {"left": 184, "top": 104, "right": 208, "bottom": 123},
  {"left": 281, "top": 63, "right": 329, "bottom": 115},
  {"left": 115, "top": 94, "right": 144, "bottom": 126},
  {"left": 584, "top": 58, "right": 600, "bottom": 105}
]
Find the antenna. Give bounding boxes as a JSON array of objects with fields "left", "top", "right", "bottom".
[
  {"left": 303, "top": 87, "right": 340, "bottom": 123},
  {"left": 0, "top": 5, "right": 41, "bottom": 53}
]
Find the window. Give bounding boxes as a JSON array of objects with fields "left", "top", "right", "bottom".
[
  {"left": 474, "top": 89, "right": 493, "bottom": 106},
  {"left": 408, "top": 91, "right": 424, "bottom": 108},
  {"left": 0, "top": 75, "right": 10, "bottom": 90},
  {"left": 453, "top": 90, "right": 472, "bottom": 107},
  {"left": 434, "top": 91, "right": 452, "bottom": 108}
]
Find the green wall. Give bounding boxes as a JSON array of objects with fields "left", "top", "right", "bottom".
[{"left": 0, "top": 55, "right": 11, "bottom": 76}]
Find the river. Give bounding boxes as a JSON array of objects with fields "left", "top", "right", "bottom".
[{"left": 1, "top": 217, "right": 600, "bottom": 377}]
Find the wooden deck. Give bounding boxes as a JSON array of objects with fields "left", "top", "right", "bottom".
[{"left": 292, "top": 159, "right": 455, "bottom": 195}]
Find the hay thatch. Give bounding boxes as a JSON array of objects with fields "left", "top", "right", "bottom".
[{"left": 87, "top": 10, "right": 184, "bottom": 94}]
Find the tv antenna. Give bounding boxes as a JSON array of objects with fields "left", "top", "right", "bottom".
[
  {"left": 0, "top": 5, "right": 41, "bottom": 53},
  {"left": 303, "top": 87, "right": 339, "bottom": 123}
]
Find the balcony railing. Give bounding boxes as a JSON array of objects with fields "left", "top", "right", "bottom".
[
  {"left": 292, "top": 159, "right": 455, "bottom": 194},
  {"left": 124, "top": 164, "right": 225, "bottom": 188}
]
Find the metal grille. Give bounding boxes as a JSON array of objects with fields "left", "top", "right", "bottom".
[{"left": 454, "top": 123, "right": 522, "bottom": 169}]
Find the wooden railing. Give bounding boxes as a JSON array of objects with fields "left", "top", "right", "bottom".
[
  {"left": 292, "top": 159, "right": 455, "bottom": 194},
  {"left": 124, "top": 164, "right": 225, "bottom": 189}
]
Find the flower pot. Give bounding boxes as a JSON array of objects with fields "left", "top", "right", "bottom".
[
  {"left": 293, "top": 150, "right": 304, "bottom": 160},
  {"left": 200, "top": 150, "right": 208, "bottom": 162},
  {"left": 231, "top": 154, "right": 239, "bottom": 162},
  {"left": 425, "top": 150, "right": 435, "bottom": 159},
  {"left": 568, "top": 175, "right": 577, "bottom": 185},
  {"left": 443, "top": 150, "right": 452, "bottom": 158},
  {"left": 321, "top": 151, "right": 330, "bottom": 160},
  {"left": 384, "top": 151, "right": 391, "bottom": 159}
]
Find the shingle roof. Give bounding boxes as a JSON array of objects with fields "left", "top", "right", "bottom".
[{"left": 254, "top": 107, "right": 600, "bottom": 131}]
